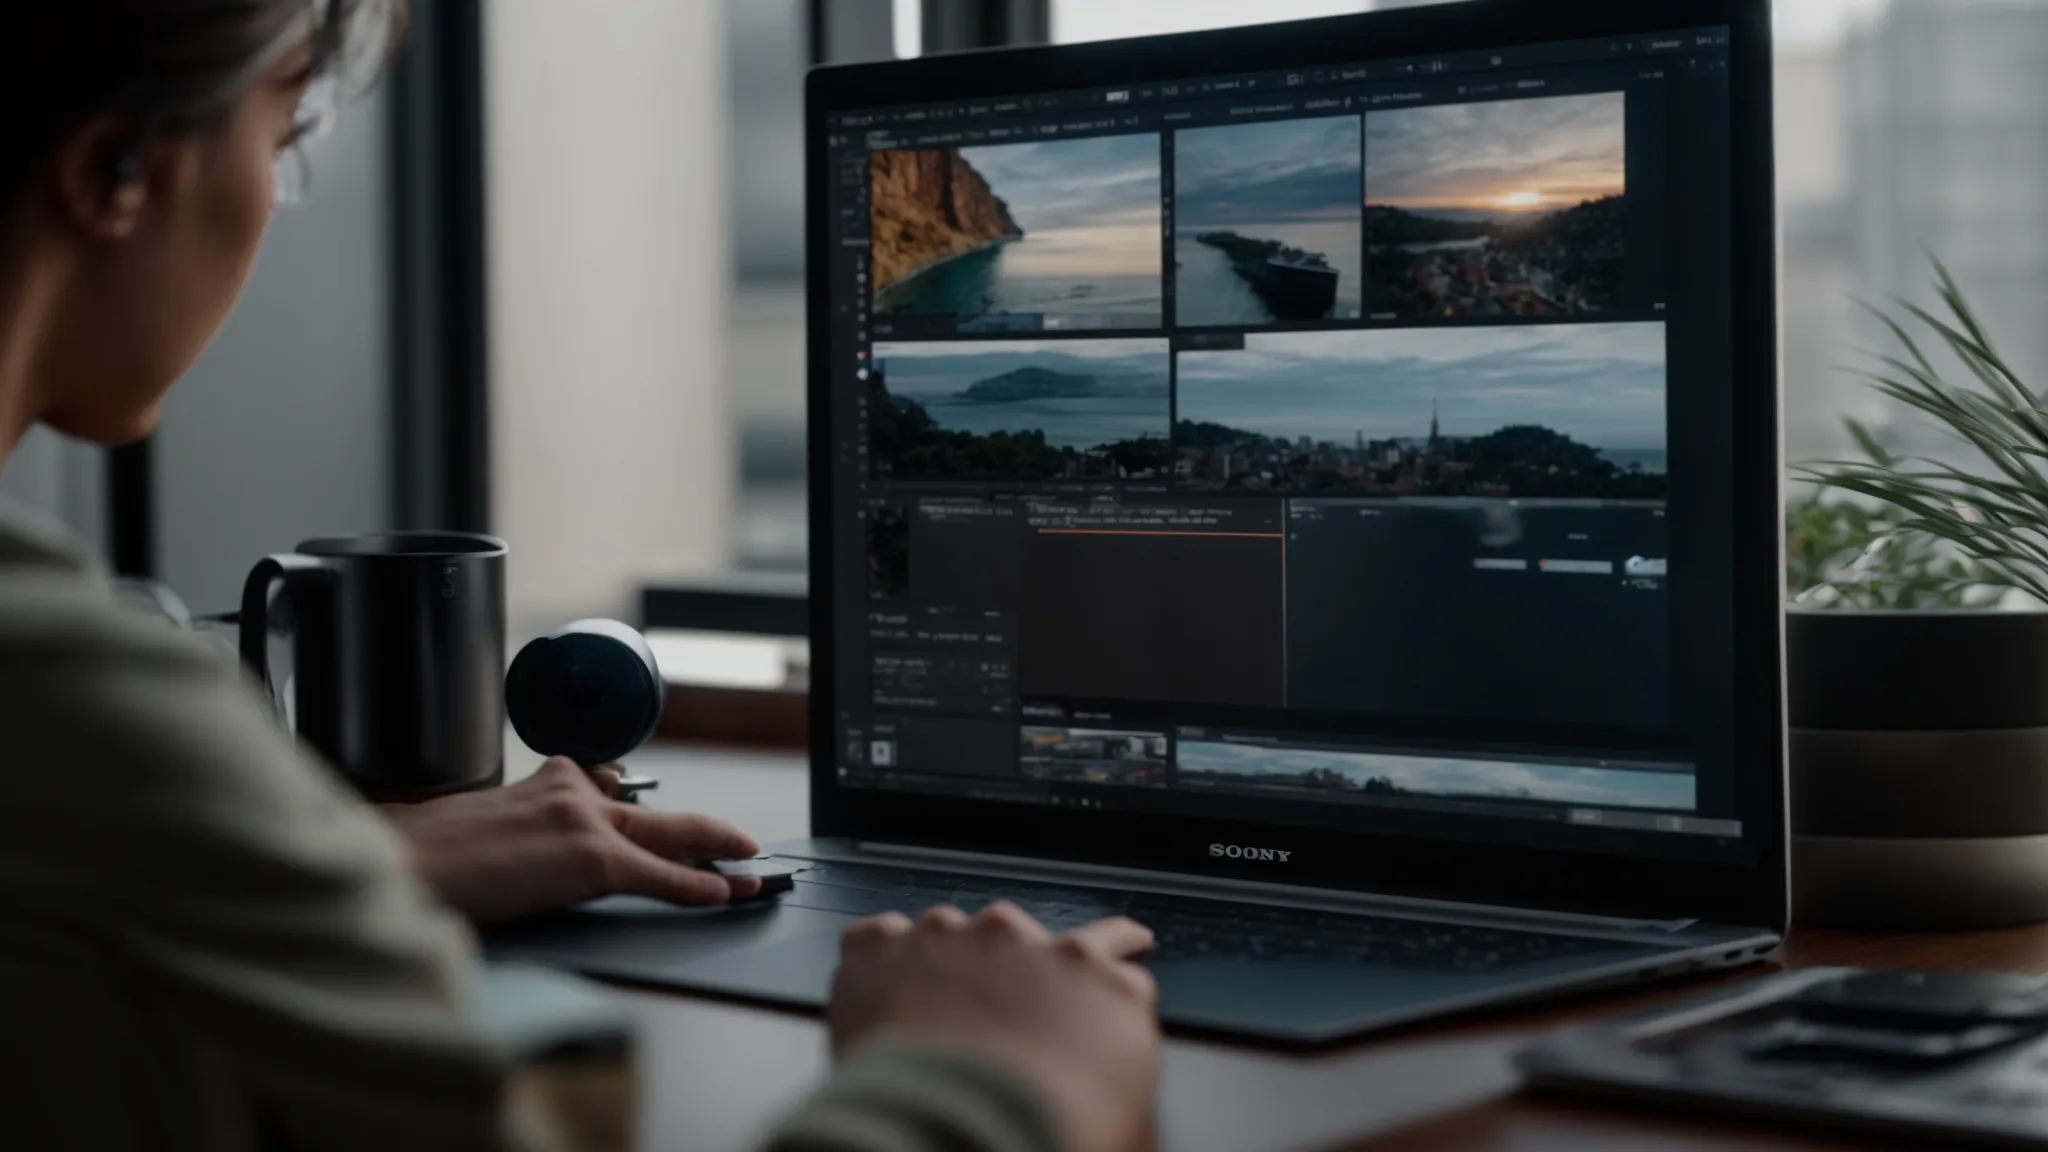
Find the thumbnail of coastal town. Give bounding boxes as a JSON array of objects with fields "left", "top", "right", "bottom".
[
  {"left": 1177, "top": 321, "right": 1665, "bottom": 498},
  {"left": 1366, "top": 92, "right": 1626, "bottom": 317}
]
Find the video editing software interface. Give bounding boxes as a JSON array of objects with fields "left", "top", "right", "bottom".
[{"left": 825, "top": 24, "right": 1748, "bottom": 862}]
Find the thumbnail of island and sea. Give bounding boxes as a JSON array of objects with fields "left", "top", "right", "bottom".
[
  {"left": 868, "top": 134, "right": 1163, "bottom": 330},
  {"left": 868, "top": 337, "right": 1172, "bottom": 481}
]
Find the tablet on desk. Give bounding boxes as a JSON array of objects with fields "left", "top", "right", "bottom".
[{"left": 1520, "top": 968, "right": 2048, "bottom": 1149}]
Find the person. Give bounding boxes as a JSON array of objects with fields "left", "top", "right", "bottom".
[{"left": 0, "top": 3, "right": 1161, "bottom": 1151}]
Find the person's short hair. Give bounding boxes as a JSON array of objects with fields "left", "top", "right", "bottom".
[{"left": 1, "top": 0, "right": 409, "bottom": 204}]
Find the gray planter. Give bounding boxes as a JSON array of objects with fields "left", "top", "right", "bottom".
[{"left": 1788, "top": 607, "right": 2048, "bottom": 928}]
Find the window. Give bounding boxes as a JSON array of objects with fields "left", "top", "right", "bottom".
[
  {"left": 726, "top": 1, "right": 897, "bottom": 575},
  {"left": 1777, "top": 0, "right": 2048, "bottom": 473},
  {"left": 716, "top": 0, "right": 2048, "bottom": 579},
  {"left": 727, "top": 0, "right": 817, "bottom": 574},
  {"left": 1052, "top": 0, "right": 1373, "bottom": 44}
]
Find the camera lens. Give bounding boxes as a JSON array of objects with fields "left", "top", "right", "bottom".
[{"left": 505, "top": 620, "right": 665, "bottom": 766}]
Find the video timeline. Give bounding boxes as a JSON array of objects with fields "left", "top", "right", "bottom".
[
  {"left": 863, "top": 493, "right": 1667, "bottom": 727},
  {"left": 846, "top": 720, "right": 1735, "bottom": 837},
  {"left": 1175, "top": 737, "right": 1693, "bottom": 812},
  {"left": 1020, "top": 726, "right": 1169, "bottom": 788}
]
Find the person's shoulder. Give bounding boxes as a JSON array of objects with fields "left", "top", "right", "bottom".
[
  {"left": 0, "top": 564, "right": 393, "bottom": 901},
  {"left": 0, "top": 565, "right": 228, "bottom": 677},
  {"left": 0, "top": 509, "right": 195, "bottom": 666},
  {"left": 0, "top": 565, "right": 295, "bottom": 793}
]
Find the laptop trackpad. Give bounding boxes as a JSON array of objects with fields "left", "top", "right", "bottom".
[
  {"left": 485, "top": 898, "right": 853, "bottom": 997},
  {"left": 673, "top": 925, "right": 851, "bottom": 1007}
]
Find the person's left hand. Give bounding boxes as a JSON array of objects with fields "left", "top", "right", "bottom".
[{"left": 380, "top": 757, "right": 762, "bottom": 924}]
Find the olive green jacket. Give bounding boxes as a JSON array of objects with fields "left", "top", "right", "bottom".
[{"left": 0, "top": 504, "right": 1058, "bottom": 1152}]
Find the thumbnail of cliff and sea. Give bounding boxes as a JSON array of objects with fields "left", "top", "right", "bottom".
[{"left": 869, "top": 149, "right": 1022, "bottom": 297}]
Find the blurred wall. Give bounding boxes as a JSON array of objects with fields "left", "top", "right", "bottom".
[
  {"left": 486, "top": 0, "right": 733, "bottom": 632},
  {"left": 1845, "top": 1, "right": 2048, "bottom": 461}
]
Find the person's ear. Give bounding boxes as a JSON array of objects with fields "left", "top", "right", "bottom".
[{"left": 48, "top": 113, "right": 154, "bottom": 240}]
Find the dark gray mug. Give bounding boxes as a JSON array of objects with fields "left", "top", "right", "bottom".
[{"left": 241, "top": 532, "right": 507, "bottom": 801}]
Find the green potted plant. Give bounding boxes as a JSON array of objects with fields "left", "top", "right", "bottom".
[{"left": 1790, "top": 262, "right": 2048, "bottom": 929}]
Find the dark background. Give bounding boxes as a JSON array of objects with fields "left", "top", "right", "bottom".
[
  {"left": 1284, "top": 501, "right": 1669, "bottom": 727},
  {"left": 1018, "top": 523, "right": 1287, "bottom": 707}
]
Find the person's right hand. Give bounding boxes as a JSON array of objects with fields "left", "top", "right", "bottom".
[
  {"left": 828, "top": 902, "right": 1162, "bottom": 1152},
  {"left": 379, "top": 757, "right": 761, "bottom": 924}
]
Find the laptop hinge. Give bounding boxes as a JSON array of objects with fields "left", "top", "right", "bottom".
[{"left": 832, "top": 840, "right": 1703, "bottom": 936}]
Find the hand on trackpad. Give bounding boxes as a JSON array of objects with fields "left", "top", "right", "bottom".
[{"left": 574, "top": 858, "right": 805, "bottom": 915}]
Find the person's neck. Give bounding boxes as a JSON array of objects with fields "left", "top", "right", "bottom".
[{"left": 0, "top": 218, "right": 56, "bottom": 471}]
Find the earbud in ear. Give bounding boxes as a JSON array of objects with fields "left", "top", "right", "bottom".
[
  {"left": 108, "top": 150, "right": 141, "bottom": 190},
  {"left": 94, "top": 146, "right": 151, "bottom": 232}
]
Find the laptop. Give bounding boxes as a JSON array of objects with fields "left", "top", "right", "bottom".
[{"left": 491, "top": 0, "right": 1787, "bottom": 1046}]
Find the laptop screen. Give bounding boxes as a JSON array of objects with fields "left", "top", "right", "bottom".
[{"left": 816, "top": 15, "right": 1759, "bottom": 869}]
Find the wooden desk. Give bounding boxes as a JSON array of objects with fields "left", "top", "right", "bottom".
[{"left": 617, "top": 745, "right": 2048, "bottom": 1152}]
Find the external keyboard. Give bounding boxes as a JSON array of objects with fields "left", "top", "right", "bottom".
[{"left": 789, "top": 862, "right": 1630, "bottom": 974}]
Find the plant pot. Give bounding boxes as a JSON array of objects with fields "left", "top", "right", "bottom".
[{"left": 1788, "top": 607, "right": 2048, "bottom": 929}]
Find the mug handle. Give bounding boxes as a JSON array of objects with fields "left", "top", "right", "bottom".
[{"left": 239, "top": 554, "right": 333, "bottom": 709}]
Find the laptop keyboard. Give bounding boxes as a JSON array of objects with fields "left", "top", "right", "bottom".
[{"left": 791, "top": 862, "right": 1631, "bottom": 974}]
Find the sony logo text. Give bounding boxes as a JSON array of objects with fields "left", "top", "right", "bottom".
[{"left": 1210, "top": 843, "right": 1292, "bottom": 862}]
